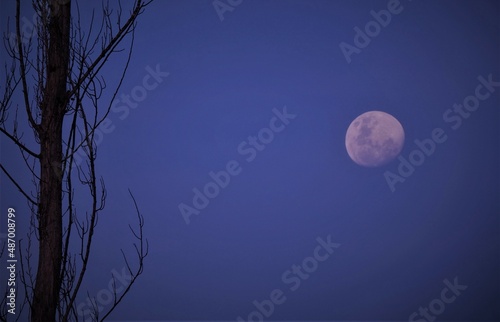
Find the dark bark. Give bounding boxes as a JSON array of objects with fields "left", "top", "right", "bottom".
[{"left": 31, "top": 1, "right": 71, "bottom": 321}]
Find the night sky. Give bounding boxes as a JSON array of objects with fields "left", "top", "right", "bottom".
[{"left": 1, "top": 0, "right": 499, "bottom": 321}]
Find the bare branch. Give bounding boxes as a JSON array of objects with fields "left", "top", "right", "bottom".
[
  {"left": 0, "top": 163, "right": 37, "bottom": 205},
  {"left": 0, "top": 127, "right": 39, "bottom": 158},
  {"left": 15, "top": 0, "right": 40, "bottom": 132},
  {"left": 99, "top": 190, "right": 148, "bottom": 322}
]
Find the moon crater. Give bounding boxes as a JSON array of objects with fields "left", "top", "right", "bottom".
[{"left": 345, "top": 111, "right": 405, "bottom": 167}]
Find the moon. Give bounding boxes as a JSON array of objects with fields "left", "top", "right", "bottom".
[{"left": 345, "top": 111, "right": 405, "bottom": 167}]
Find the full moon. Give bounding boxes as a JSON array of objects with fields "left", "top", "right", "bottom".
[{"left": 345, "top": 111, "right": 405, "bottom": 167}]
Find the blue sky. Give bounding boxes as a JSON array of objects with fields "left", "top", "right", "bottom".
[{"left": 1, "top": 0, "right": 499, "bottom": 321}]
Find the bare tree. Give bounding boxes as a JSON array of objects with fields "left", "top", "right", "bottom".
[{"left": 0, "top": 0, "right": 152, "bottom": 321}]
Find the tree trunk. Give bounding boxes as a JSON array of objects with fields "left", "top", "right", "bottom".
[{"left": 31, "top": 1, "right": 71, "bottom": 321}]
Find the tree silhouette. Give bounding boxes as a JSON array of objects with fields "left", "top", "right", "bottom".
[{"left": 0, "top": 1, "right": 152, "bottom": 321}]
